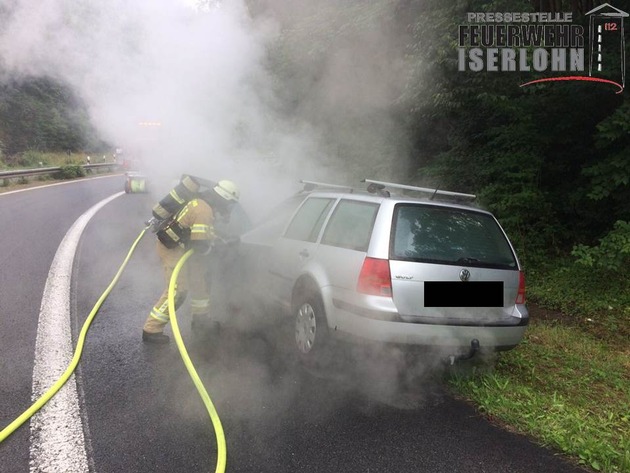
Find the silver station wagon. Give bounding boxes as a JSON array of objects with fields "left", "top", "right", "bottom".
[{"left": 237, "top": 179, "right": 528, "bottom": 364}]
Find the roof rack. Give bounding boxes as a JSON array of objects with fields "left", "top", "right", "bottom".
[
  {"left": 362, "top": 179, "right": 476, "bottom": 201},
  {"left": 300, "top": 180, "right": 355, "bottom": 192}
]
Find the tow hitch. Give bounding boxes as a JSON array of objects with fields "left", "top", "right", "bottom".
[{"left": 449, "top": 339, "right": 480, "bottom": 365}]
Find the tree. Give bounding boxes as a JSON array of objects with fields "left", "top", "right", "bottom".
[{"left": 0, "top": 77, "right": 104, "bottom": 157}]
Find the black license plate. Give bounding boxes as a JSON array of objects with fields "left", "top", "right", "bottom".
[{"left": 424, "top": 281, "right": 504, "bottom": 307}]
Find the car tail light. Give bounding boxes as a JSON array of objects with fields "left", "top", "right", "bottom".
[
  {"left": 357, "top": 257, "right": 392, "bottom": 297},
  {"left": 515, "top": 271, "right": 526, "bottom": 304}
]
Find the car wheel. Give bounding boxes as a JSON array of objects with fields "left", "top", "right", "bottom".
[{"left": 293, "top": 293, "right": 329, "bottom": 363}]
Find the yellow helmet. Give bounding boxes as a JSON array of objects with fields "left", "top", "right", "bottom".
[{"left": 213, "top": 179, "right": 240, "bottom": 203}]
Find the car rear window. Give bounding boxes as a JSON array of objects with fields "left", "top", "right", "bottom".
[
  {"left": 284, "top": 197, "right": 335, "bottom": 242},
  {"left": 391, "top": 204, "right": 517, "bottom": 269},
  {"left": 321, "top": 200, "right": 379, "bottom": 251}
]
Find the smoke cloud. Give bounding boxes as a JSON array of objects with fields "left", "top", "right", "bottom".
[
  {"left": 1, "top": 1, "right": 276, "bottom": 209},
  {"left": 0, "top": 0, "right": 413, "bottom": 213}
]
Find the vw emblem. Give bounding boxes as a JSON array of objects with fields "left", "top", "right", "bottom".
[{"left": 459, "top": 269, "right": 471, "bottom": 282}]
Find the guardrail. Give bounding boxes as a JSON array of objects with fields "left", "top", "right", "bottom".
[{"left": 0, "top": 163, "right": 120, "bottom": 184}]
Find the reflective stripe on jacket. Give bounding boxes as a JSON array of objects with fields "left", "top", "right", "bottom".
[{"left": 176, "top": 198, "right": 215, "bottom": 242}]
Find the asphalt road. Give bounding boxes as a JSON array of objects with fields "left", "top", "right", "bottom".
[{"left": 0, "top": 176, "right": 588, "bottom": 472}]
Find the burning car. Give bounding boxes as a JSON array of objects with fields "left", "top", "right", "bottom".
[{"left": 234, "top": 179, "right": 528, "bottom": 365}]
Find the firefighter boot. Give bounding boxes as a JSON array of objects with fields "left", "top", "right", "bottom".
[{"left": 142, "top": 330, "right": 170, "bottom": 344}]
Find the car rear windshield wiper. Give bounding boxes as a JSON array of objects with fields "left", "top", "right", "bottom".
[{"left": 456, "top": 257, "right": 481, "bottom": 264}]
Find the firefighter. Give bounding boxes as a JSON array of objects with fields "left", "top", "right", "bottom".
[{"left": 142, "top": 179, "right": 240, "bottom": 344}]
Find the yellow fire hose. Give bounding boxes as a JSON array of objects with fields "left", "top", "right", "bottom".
[
  {"left": 168, "top": 249, "right": 227, "bottom": 473},
  {"left": 0, "top": 227, "right": 227, "bottom": 473}
]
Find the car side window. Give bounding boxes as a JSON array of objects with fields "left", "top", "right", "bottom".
[
  {"left": 243, "top": 195, "right": 306, "bottom": 242},
  {"left": 321, "top": 200, "right": 379, "bottom": 251},
  {"left": 284, "top": 197, "right": 335, "bottom": 242},
  {"left": 255, "top": 195, "right": 306, "bottom": 226}
]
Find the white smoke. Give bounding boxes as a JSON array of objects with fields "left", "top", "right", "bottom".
[
  {"left": 0, "top": 0, "right": 329, "bottom": 213},
  {"left": 0, "top": 0, "right": 413, "bottom": 213}
]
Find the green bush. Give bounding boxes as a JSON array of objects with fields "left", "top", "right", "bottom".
[
  {"left": 572, "top": 221, "right": 630, "bottom": 271},
  {"left": 55, "top": 164, "right": 86, "bottom": 180}
]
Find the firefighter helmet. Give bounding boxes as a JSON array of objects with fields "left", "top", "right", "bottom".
[{"left": 213, "top": 179, "right": 239, "bottom": 203}]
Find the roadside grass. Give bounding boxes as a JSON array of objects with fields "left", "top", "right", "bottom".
[
  {"left": 527, "top": 261, "right": 630, "bottom": 346},
  {"left": 0, "top": 151, "right": 89, "bottom": 169},
  {"left": 448, "top": 261, "right": 630, "bottom": 473},
  {"left": 1, "top": 151, "right": 117, "bottom": 193},
  {"left": 449, "top": 321, "right": 629, "bottom": 472}
]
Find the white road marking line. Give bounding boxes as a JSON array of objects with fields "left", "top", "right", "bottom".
[{"left": 30, "top": 192, "right": 124, "bottom": 473}]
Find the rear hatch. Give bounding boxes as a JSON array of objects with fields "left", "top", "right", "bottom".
[{"left": 388, "top": 203, "right": 524, "bottom": 326}]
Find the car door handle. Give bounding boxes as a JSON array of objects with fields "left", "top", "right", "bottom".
[{"left": 299, "top": 249, "right": 310, "bottom": 258}]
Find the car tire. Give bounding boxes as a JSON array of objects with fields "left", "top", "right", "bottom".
[{"left": 293, "top": 292, "right": 329, "bottom": 365}]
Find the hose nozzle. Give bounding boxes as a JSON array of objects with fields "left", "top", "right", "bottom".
[{"left": 145, "top": 217, "right": 162, "bottom": 232}]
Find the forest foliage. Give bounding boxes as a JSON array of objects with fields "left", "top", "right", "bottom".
[{"left": 0, "top": 78, "right": 104, "bottom": 162}]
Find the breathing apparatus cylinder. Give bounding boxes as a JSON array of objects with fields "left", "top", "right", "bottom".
[
  {"left": 151, "top": 175, "right": 200, "bottom": 221},
  {"left": 157, "top": 222, "right": 191, "bottom": 249}
]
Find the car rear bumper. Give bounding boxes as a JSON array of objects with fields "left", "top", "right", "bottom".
[{"left": 328, "top": 299, "right": 527, "bottom": 350}]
